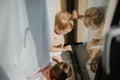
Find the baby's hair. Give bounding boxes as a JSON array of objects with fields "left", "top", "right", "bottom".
[
  {"left": 55, "top": 11, "right": 74, "bottom": 30},
  {"left": 50, "top": 62, "right": 72, "bottom": 80},
  {"left": 90, "top": 50, "right": 102, "bottom": 73},
  {"left": 78, "top": 7, "right": 104, "bottom": 29}
]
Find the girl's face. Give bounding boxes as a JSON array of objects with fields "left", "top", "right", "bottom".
[{"left": 55, "top": 26, "right": 72, "bottom": 35}]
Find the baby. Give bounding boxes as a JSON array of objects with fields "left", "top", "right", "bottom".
[
  {"left": 28, "top": 62, "right": 72, "bottom": 80},
  {"left": 83, "top": 7, "right": 105, "bottom": 58}
]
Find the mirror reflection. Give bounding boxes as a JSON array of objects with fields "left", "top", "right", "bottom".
[
  {"left": 50, "top": 0, "right": 117, "bottom": 80},
  {"left": 0, "top": 0, "right": 118, "bottom": 80}
]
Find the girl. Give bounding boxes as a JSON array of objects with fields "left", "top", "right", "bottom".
[{"left": 50, "top": 11, "right": 76, "bottom": 62}]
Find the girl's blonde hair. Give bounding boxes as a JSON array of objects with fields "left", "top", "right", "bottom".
[
  {"left": 55, "top": 11, "right": 74, "bottom": 30},
  {"left": 83, "top": 7, "right": 104, "bottom": 28}
]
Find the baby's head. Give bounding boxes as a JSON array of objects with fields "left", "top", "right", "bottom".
[
  {"left": 84, "top": 7, "right": 104, "bottom": 30},
  {"left": 54, "top": 11, "right": 74, "bottom": 35},
  {"left": 90, "top": 51, "right": 102, "bottom": 73},
  {"left": 50, "top": 62, "right": 72, "bottom": 80}
]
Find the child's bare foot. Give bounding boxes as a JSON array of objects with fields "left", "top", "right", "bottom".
[{"left": 52, "top": 55, "right": 63, "bottom": 63}]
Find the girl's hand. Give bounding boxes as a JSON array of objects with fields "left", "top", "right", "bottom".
[
  {"left": 63, "top": 45, "right": 72, "bottom": 51},
  {"left": 72, "top": 10, "right": 79, "bottom": 19}
]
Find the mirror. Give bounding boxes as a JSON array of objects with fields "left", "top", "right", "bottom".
[
  {"left": 75, "top": 0, "right": 117, "bottom": 80},
  {"left": 76, "top": 0, "right": 117, "bottom": 80}
]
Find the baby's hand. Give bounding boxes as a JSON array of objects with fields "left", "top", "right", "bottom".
[
  {"left": 90, "top": 48, "right": 101, "bottom": 59},
  {"left": 86, "top": 42, "right": 95, "bottom": 54},
  {"left": 86, "top": 45, "right": 91, "bottom": 55},
  {"left": 63, "top": 45, "right": 72, "bottom": 51}
]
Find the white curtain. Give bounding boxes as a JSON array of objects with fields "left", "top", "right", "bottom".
[{"left": 0, "top": 0, "right": 56, "bottom": 80}]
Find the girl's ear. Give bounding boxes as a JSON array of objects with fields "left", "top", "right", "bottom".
[
  {"left": 54, "top": 26, "right": 60, "bottom": 34},
  {"left": 54, "top": 26, "right": 59, "bottom": 31}
]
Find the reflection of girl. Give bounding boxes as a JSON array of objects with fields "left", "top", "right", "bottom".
[
  {"left": 74, "top": 7, "right": 105, "bottom": 73},
  {"left": 84, "top": 7, "right": 105, "bottom": 58},
  {"left": 74, "top": 7, "right": 105, "bottom": 59},
  {"left": 83, "top": 7, "right": 104, "bottom": 74}
]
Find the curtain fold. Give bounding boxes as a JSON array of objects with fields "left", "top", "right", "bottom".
[
  {"left": 0, "top": 0, "right": 56, "bottom": 80},
  {"left": 0, "top": 0, "right": 29, "bottom": 71}
]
